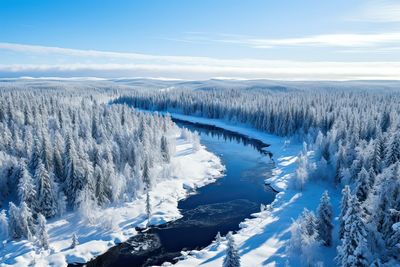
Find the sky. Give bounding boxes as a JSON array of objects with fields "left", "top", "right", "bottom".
[{"left": 1, "top": 0, "right": 400, "bottom": 80}]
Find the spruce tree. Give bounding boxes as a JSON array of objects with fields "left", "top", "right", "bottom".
[
  {"left": 8, "top": 202, "right": 22, "bottom": 240},
  {"left": 374, "top": 163, "right": 400, "bottom": 239},
  {"left": 316, "top": 191, "right": 333, "bottom": 246},
  {"left": 146, "top": 190, "right": 151, "bottom": 227},
  {"left": 385, "top": 131, "right": 400, "bottom": 167},
  {"left": 35, "top": 161, "right": 58, "bottom": 218},
  {"left": 336, "top": 195, "right": 371, "bottom": 267},
  {"left": 36, "top": 213, "right": 49, "bottom": 250},
  {"left": 215, "top": 231, "right": 222, "bottom": 246},
  {"left": 29, "top": 137, "right": 41, "bottom": 175},
  {"left": 288, "top": 208, "right": 320, "bottom": 265},
  {"left": 63, "top": 134, "right": 80, "bottom": 206},
  {"left": 301, "top": 209, "right": 318, "bottom": 237},
  {"left": 160, "top": 135, "right": 171, "bottom": 163},
  {"left": 367, "top": 167, "right": 376, "bottom": 189},
  {"left": 387, "top": 220, "right": 400, "bottom": 259},
  {"left": 71, "top": 233, "right": 79, "bottom": 248},
  {"left": 339, "top": 185, "right": 351, "bottom": 239},
  {"left": 17, "top": 161, "right": 37, "bottom": 212},
  {"left": 143, "top": 159, "right": 152, "bottom": 190},
  {"left": 94, "top": 164, "right": 109, "bottom": 206},
  {"left": 19, "top": 202, "right": 34, "bottom": 241},
  {"left": 53, "top": 133, "right": 64, "bottom": 183},
  {"left": 0, "top": 210, "right": 9, "bottom": 243},
  {"left": 223, "top": 232, "right": 241, "bottom": 267},
  {"left": 355, "top": 168, "right": 370, "bottom": 202},
  {"left": 371, "top": 138, "right": 382, "bottom": 174},
  {"left": 41, "top": 133, "right": 53, "bottom": 171}
]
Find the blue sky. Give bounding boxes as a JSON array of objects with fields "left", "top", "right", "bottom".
[{"left": 1, "top": 0, "right": 400, "bottom": 80}]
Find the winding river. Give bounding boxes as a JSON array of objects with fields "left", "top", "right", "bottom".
[{"left": 78, "top": 118, "right": 276, "bottom": 267}]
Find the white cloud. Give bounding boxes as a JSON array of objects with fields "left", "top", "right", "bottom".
[
  {"left": 175, "top": 32, "right": 400, "bottom": 49},
  {"left": 247, "top": 33, "right": 400, "bottom": 48},
  {"left": 354, "top": 0, "right": 400, "bottom": 22},
  {"left": 0, "top": 42, "right": 223, "bottom": 65},
  {"left": 0, "top": 42, "right": 400, "bottom": 80},
  {"left": 1, "top": 61, "right": 400, "bottom": 80}
]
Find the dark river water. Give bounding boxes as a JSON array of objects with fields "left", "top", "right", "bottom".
[{"left": 75, "top": 119, "right": 276, "bottom": 267}]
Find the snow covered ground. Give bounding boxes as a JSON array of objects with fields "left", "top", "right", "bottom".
[
  {"left": 0, "top": 128, "right": 224, "bottom": 267},
  {"left": 160, "top": 113, "right": 340, "bottom": 267}
]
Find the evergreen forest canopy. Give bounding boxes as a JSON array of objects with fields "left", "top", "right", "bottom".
[
  {"left": 1, "top": 79, "right": 400, "bottom": 265},
  {"left": 0, "top": 85, "right": 177, "bottom": 244},
  {"left": 115, "top": 86, "right": 400, "bottom": 265}
]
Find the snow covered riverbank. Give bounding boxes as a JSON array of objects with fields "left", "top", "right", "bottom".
[
  {"left": 160, "top": 113, "right": 339, "bottom": 267},
  {"left": 0, "top": 128, "right": 224, "bottom": 267}
]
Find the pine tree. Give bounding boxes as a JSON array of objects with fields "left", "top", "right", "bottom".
[
  {"left": 215, "top": 231, "right": 222, "bottom": 246},
  {"left": 23, "top": 106, "right": 32, "bottom": 126},
  {"left": 316, "top": 191, "right": 333, "bottom": 246},
  {"left": 160, "top": 135, "right": 171, "bottom": 163},
  {"left": 71, "top": 233, "right": 79, "bottom": 248},
  {"left": 146, "top": 190, "right": 151, "bottom": 227},
  {"left": 385, "top": 131, "right": 400, "bottom": 167},
  {"left": 336, "top": 195, "right": 371, "bottom": 267},
  {"left": 143, "top": 159, "right": 152, "bottom": 190},
  {"left": 121, "top": 106, "right": 126, "bottom": 126},
  {"left": 367, "top": 167, "right": 376, "bottom": 188},
  {"left": 223, "top": 232, "right": 241, "bottom": 267},
  {"left": 0, "top": 210, "right": 9, "bottom": 243},
  {"left": 139, "top": 118, "right": 148, "bottom": 143},
  {"left": 8, "top": 202, "right": 22, "bottom": 240},
  {"left": 29, "top": 137, "right": 41, "bottom": 175},
  {"left": 36, "top": 213, "right": 49, "bottom": 250},
  {"left": 301, "top": 209, "right": 318, "bottom": 237},
  {"left": 63, "top": 134, "right": 81, "bottom": 206},
  {"left": 295, "top": 151, "right": 308, "bottom": 190},
  {"left": 19, "top": 202, "right": 34, "bottom": 240},
  {"left": 355, "top": 168, "right": 370, "bottom": 202},
  {"left": 373, "top": 163, "right": 400, "bottom": 239},
  {"left": 94, "top": 164, "right": 109, "bottom": 206},
  {"left": 192, "top": 132, "right": 201, "bottom": 152},
  {"left": 57, "top": 190, "right": 67, "bottom": 216},
  {"left": 53, "top": 133, "right": 64, "bottom": 183},
  {"left": 41, "top": 132, "right": 53, "bottom": 171},
  {"left": 35, "top": 161, "right": 58, "bottom": 218},
  {"left": 339, "top": 185, "right": 351, "bottom": 239},
  {"left": 334, "top": 144, "right": 346, "bottom": 184},
  {"left": 76, "top": 186, "right": 98, "bottom": 224},
  {"left": 371, "top": 138, "right": 382, "bottom": 174},
  {"left": 17, "top": 161, "right": 37, "bottom": 212},
  {"left": 91, "top": 114, "right": 99, "bottom": 140},
  {"left": 289, "top": 209, "right": 321, "bottom": 266}
]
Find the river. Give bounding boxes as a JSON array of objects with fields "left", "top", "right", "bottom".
[{"left": 77, "top": 118, "right": 276, "bottom": 267}]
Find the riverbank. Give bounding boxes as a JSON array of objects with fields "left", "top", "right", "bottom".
[
  {"left": 159, "top": 113, "right": 339, "bottom": 267},
  {"left": 0, "top": 127, "right": 224, "bottom": 267}
]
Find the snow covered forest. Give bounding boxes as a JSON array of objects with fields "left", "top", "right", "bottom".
[
  {"left": 0, "top": 87, "right": 178, "bottom": 249},
  {"left": 1, "top": 80, "right": 400, "bottom": 266},
  {"left": 115, "top": 87, "right": 400, "bottom": 266}
]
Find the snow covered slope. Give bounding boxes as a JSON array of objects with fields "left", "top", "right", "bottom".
[{"left": 0, "top": 129, "right": 224, "bottom": 267}]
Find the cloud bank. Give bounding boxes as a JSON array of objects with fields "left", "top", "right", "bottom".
[
  {"left": 0, "top": 42, "right": 399, "bottom": 80},
  {"left": 171, "top": 31, "right": 400, "bottom": 50}
]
